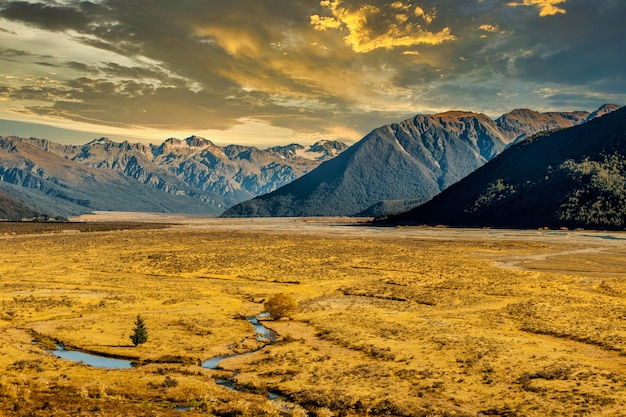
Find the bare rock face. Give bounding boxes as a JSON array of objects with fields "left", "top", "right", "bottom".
[
  {"left": 584, "top": 103, "right": 622, "bottom": 122},
  {"left": 496, "top": 104, "right": 621, "bottom": 145}
]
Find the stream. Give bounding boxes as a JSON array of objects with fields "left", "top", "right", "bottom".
[
  {"left": 47, "top": 315, "right": 280, "bottom": 398},
  {"left": 201, "top": 315, "right": 280, "bottom": 399},
  {"left": 46, "top": 343, "right": 134, "bottom": 369}
]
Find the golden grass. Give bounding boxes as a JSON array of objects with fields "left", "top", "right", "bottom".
[{"left": 0, "top": 221, "right": 625, "bottom": 416}]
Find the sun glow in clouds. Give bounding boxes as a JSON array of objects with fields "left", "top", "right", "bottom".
[
  {"left": 0, "top": 0, "right": 621, "bottom": 147},
  {"left": 506, "top": 0, "right": 567, "bottom": 17},
  {"left": 310, "top": 0, "right": 456, "bottom": 53}
]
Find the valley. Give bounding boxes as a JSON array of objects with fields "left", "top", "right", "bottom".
[{"left": 0, "top": 217, "right": 625, "bottom": 416}]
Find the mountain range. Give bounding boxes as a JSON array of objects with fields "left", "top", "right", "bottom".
[
  {"left": 0, "top": 104, "right": 620, "bottom": 221},
  {"left": 382, "top": 106, "right": 626, "bottom": 230},
  {"left": 0, "top": 136, "right": 347, "bottom": 218},
  {"left": 223, "top": 104, "right": 621, "bottom": 217}
]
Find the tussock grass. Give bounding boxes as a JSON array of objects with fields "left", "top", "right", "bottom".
[{"left": 0, "top": 223, "right": 625, "bottom": 415}]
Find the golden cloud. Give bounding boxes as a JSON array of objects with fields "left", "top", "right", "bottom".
[
  {"left": 195, "top": 26, "right": 263, "bottom": 57},
  {"left": 506, "top": 0, "right": 567, "bottom": 17},
  {"left": 310, "top": 0, "right": 456, "bottom": 53},
  {"left": 479, "top": 24, "right": 501, "bottom": 33}
]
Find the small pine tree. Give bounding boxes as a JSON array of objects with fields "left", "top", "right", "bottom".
[{"left": 130, "top": 314, "right": 148, "bottom": 346}]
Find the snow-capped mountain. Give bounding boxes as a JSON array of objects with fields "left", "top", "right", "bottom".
[{"left": 0, "top": 135, "right": 348, "bottom": 216}]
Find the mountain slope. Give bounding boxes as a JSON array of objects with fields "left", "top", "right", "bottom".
[
  {"left": 0, "top": 137, "right": 216, "bottom": 217},
  {"left": 11, "top": 136, "right": 347, "bottom": 211},
  {"left": 1, "top": 135, "right": 347, "bottom": 216},
  {"left": 495, "top": 109, "right": 589, "bottom": 144},
  {"left": 224, "top": 104, "right": 621, "bottom": 218},
  {"left": 222, "top": 111, "right": 509, "bottom": 217},
  {"left": 585, "top": 103, "right": 622, "bottom": 122},
  {"left": 383, "top": 106, "right": 626, "bottom": 230},
  {"left": 0, "top": 191, "right": 38, "bottom": 220}
]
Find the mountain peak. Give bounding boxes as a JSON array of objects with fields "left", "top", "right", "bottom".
[
  {"left": 185, "top": 135, "right": 214, "bottom": 147},
  {"left": 224, "top": 104, "right": 611, "bottom": 218},
  {"left": 160, "top": 136, "right": 216, "bottom": 149},
  {"left": 434, "top": 110, "right": 484, "bottom": 117},
  {"left": 385, "top": 106, "right": 626, "bottom": 230},
  {"left": 496, "top": 108, "right": 590, "bottom": 144},
  {"left": 585, "top": 103, "right": 622, "bottom": 122},
  {"left": 86, "top": 137, "right": 114, "bottom": 145}
]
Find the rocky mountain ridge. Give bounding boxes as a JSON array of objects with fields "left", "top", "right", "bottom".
[
  {"left": 0, "top": 135, "right": 347, "bottom": 216},
  {"left": 383, "top": 106, "right": 626, "bottom": 230},
  {"left": 223, "top": 104, "right": 621, "bottom": 217}
]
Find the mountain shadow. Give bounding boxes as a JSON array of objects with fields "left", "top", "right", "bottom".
[
  {"left": 0, "top": 191, "right": 38, "bottom": 220},
  {"left": 222, "top": 111, "right": 510, "bottom": 217},
  {"left": 382, "top": 106, "right": 626, "bottom": 230}
]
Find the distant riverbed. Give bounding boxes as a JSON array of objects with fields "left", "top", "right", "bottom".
[{"left": 68, "top": 211, "right": 626, "bottom": 245}]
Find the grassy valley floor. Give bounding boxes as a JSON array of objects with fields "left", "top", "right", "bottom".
[{"left": 0, "top": 218, "right": 625, "bottom": 416}]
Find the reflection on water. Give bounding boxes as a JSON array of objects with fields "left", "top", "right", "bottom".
[
  {"left": 202, "top": 315, "right": 282, "bottom": 401},
  {"left": 47, "top": 344, "right": 133, "bottom": 369},
  {"left": 202, "top": 316, "right": 276, "bottom": 369},
  {"left": 249, "top": 316, "right": 278, "bottom": 342},
  {"left": 46, "top": 315, "right": 282, "bottom": 402},
  {"left": 584, "top": 234, "right": 626, "bottom": 241},
  {"left": 202, "top": 354, "right": 235, "bottom": 370}
]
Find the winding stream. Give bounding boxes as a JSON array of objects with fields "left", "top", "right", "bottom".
[
  {"left": 200, "top": 315, "right": 277, "bottom": 370},
  {"left": 47, "top": 315, "right": 279, "bottom": 397},
  {"left": 201, "top": 316, "right": 280, "bottom": 399}
]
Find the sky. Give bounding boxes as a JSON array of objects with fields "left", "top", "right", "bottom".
[{"left": 0, "top": 0, "right": 624, "bottom": 146}]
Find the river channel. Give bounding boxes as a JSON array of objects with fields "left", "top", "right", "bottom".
[
  {"left": 48, "top": 315, "right": 274, "bottom": 368},
  {"left": 47, "top": 343, "right": 134, "bottom": 369},
  {"left": 47, "top": 315, "right": 278, "bottom": 398}
]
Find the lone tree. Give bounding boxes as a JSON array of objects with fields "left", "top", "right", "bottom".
[
  {"left": 264, "top": 293, "right": 297, "bottom": 320},
  {"left": 130, "top": 314, "right": 148, "bottom": 346}
]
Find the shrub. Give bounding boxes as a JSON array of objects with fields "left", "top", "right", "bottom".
[
  {"left": 162, "top": 375, "right": 179, "bottom": 388},
  {"left": 264, "top": 294, "right": 297, "bottom": 320}
]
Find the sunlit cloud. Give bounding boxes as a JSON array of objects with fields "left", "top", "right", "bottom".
[
  {"left": 506, "top": 0, "right": 567, "bottom": 17},
  {"left": 478, "top": 24, "right": 501, "bottom": 33},
  {"left": 310, "top": 0, "right": 456, "bottom": 53},
  {"left": 195, "top": 26, "right": 263, "bottom": 58},
  {"left": 0, "top": 0, "right": 622, "bottom": 146}
]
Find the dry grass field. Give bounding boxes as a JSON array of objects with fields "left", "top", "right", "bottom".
[{"left": 1, "top": 217, "right": 625, "bottom": 416}]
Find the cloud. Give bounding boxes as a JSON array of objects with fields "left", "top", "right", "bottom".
[
  {"left": 310, "top": 0, "right": 456, "bottom": 53},
  {"left": 506, "top": 0, "right": 567, "bottom": 17},
  {"left": 478, "top": 24, "right": 501, "bottom": 33},
  {"left": 0, "top": 1, "right": 99, "bottom": 31},
  {"left": 0, "top": 0, "right": 623, "bottom": 146}
]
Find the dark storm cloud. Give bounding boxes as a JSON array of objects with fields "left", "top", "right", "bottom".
[
  {"left": 0, "top": 25, "right": 16, "bottom": 34},
  {"left": 0, "top": 0, "right": 624, "bottom": 144},
  {"left": 0, "top": 0, "right": 100, "bottom": 31},
  {"left": 490, "top": 0, "right": 626, "bottom": 86}
]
